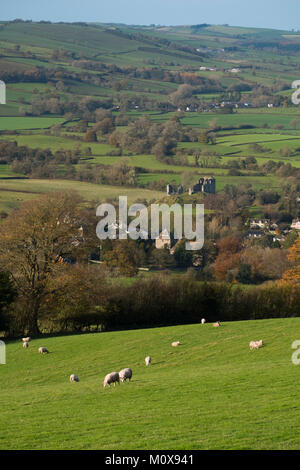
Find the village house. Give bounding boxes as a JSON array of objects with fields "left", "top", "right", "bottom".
[
  {"left": 290, "top": 218, "right": 300, "bottom": 230},
  {"left": 246, "top": 230, "right": 264, "bottom": 240},
  {"left": 269, "top": 222, "right": 279, "bottom": 234},
  {"left": 273, "top": 235, "right": 286, "bottom": 243},
  {"left": 155, "top": 228, "right": 172, "bottom": 250},
  {"left": 249, "top": 219, "right": 270, "bottom": 230}
]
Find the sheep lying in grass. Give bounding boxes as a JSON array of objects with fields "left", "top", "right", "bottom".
[
  {"left": 103, "top": 372, "right": 120, "bottom": 388},
  {"left": 171, "top": 341, "right": 181, "bottom": 347},
  {"left": 201, "top": 318, "right": 206, "bottom": 324},
  {"left": 22, "top": 337, "right": 31, "bottom": 342},
  {"left": 119, "top": 368, "right": 132, "bottom": 382},
  {"left": 249, "top": 340, "right": 263, "bottom": 350},
  {"left": 70, "top": 374, "right": 80, "bottom": 383},
  {"left": 23, "top": 341, "right": 29, "bottom": 349},
  {"left": 145, "top": 356, "right": 151, "bottom": 366},
  {"left": 38, "top": 347, "right": 49, "bottom": 354},
  {"left": 213, "top": 322, "right": 220, "bottom": 327}
]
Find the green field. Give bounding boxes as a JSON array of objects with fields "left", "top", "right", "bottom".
[
  {"left": 1, "top": 318, "right": 300, "bottom": 450},
  {"left": 0, "top": 179, "right": 164, "bottom": 212},
  {"left": 0, "top": 20, "right": 300, "bottom": 212},
  {"left": 0, "top": 117, "right": 66, "bottom": 130},
  {"left": 0, "top": 164, "right": 23, "bottom": 178}
]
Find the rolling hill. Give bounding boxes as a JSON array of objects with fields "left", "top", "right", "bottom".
[{"left": 1, "top": 318, "right": 300, "bottom": 450}]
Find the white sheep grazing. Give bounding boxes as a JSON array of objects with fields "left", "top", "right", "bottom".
[
  {"left": 70, "top": 374, "right": 80, "bottom": 383},
  {"left": 38, "top": 347, "right": 49, "bottom": 354},
  {"left": 201, "top": 318, "right": 206, "bottom": 324},
  {"left": 22, "top": 337, "right": 31, "bottom": 342},
  {"left": 171, "top": 341, "right": 181, "bottom": 347},
  {"left": 119, "top": 368, "right": 132, "bottom": 383},
  {"left": 23, "top": 341, "right": 29, "bottom": 349},
  {"left": 213, "top": 322, "right": 220, "bottom": 327},
  {"left": 103, "top": 372, "right": 120, "bottom": 388},
  {"left": 145, "top": 356, "right": 151, "bottom": 366}
]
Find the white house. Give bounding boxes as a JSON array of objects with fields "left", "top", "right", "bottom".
[
  {"left": 291, "top": 219, "right": 300, "bottom": 230},
  {"left": 250, "top": 219, "right": 270, "bottom": 230}
]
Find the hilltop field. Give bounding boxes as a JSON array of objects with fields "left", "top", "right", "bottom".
[{"left": 1, "top": 318, "right": 300, "bottom": 450}]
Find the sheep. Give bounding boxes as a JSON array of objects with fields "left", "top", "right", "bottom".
[
  {"left": 171, "top": 341, "right": 181, "bottom": 347},
  {"left": 23, "top": 341, "right": 29, "bottom": 349},
  {"left": 22, "top": 337, "right": 31, "bottom": 342},
  {"left": 103, "top": 372, "right": 120, "bottom": 388},
  {"left": 213, "top": 322, "right": 220, "bottom": 327},
  {"left": 70, "top": 374, "right": 80, "bottom": 383},
  {"left": 145, "top": 356, "right": 151, "bottom": 366},
  {"left": 38, "top": 347, "right": 49, "bottom": 354},
  {"left": 119, "top": 368, "right": 132, "bottom": 383},
  {"left": 201, "top": 318, "right": 206, "bottom": 324},
  {"left": 250, "top": 340, "right": 263, "bottom": 350}
]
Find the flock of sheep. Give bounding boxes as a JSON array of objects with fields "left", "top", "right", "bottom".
[
  {"left": 23, "top": 338, "right": 49, "bottom": 354},
  {"left": 21, "top": 319, "right": 264, "bottom": 387}
]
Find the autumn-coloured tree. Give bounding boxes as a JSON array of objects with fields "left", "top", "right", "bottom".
[
  {"left": 42, "top": 264, "right": 107, "bottom": 332},
  {"left": 282, "top": 235, "right": 300, "bottom": 283},
  {"left": 93, "top": 117, "right": 115, "bottom": 136},
  {"left": 102, "top": 240, "right": 141, "bottom": 277},
  {"left": 240, "top": 246, "right": 289, "bottom": 283},
  {"left": 83, "top": 129, "right": 97, "bottom": 142},
  {"left": 0, "top": 192, "right": 85, "bottom": 335},
  {"left": 213, "top": 236, "right": 241, "bottom": 281},
  {"left": 149, "top": 247, "right": 176, "bottom": 270}
]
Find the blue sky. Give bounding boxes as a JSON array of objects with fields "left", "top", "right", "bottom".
[{"left": 1, "top": 0, "right": 300, "bottom": 31}]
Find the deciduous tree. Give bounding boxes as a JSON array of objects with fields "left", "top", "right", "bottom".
[{"left": 0, "top": 192, "right": 85, "bottom": 334}]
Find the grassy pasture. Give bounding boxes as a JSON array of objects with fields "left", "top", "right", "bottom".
[
  {"left": 218, "top": 133, "right": 300, "bottom": 146},
  {"left": 0, "top": 164, "right": 23, "bottom": 178},
  {"left": 0, "top": 178, "right": 164, "bottom": 213},
  {"left": 178, "top": 112, "right": 300, "bottom": 130},
  {"left": 217, "top": 133, "right": 300, "bottom": 158},
  {"left": 0, "top": 117, "right": 65, "bottom": 131},
  {"left": 0, "top": 22, "right": 205, "bottom": 68},
  {"left": 137, "top": 173, "right": 279, "bottom": 192},
  {"left": 0, "top": 133, "right": 118, "bottom": 155},
  {"left": 1, "top": 318, "right": 300, "bottom": 449}
]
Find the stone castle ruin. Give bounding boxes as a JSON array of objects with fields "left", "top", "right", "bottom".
[{"left": 167, "top": 177, "right": 216, "bottom": 196}]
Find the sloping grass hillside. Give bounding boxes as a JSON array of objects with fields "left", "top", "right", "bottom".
[{"left": 1, "top": 318, "right": 300, "bottom": 449}]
